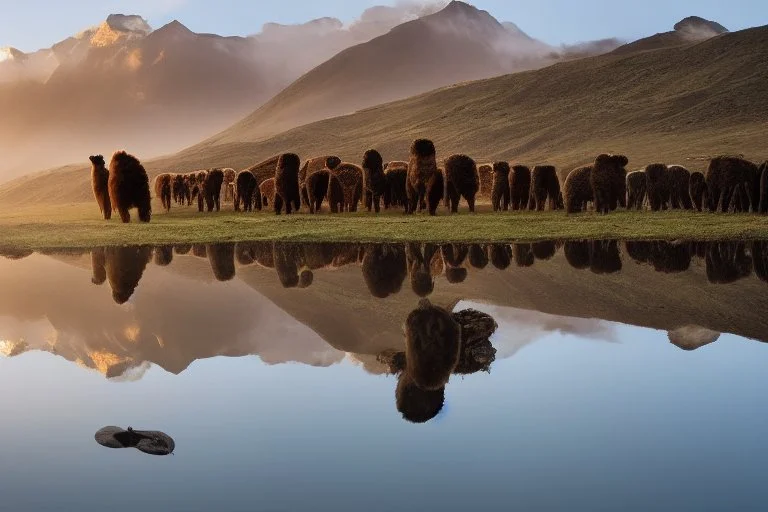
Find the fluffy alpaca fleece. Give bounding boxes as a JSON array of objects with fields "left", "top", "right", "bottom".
[
  {"left": 234, "top": 170, "right": 261, "bottom": 212},
  {"left": 509, "top": 164, "right": 531, "bottom": 211},
  {"left": 89, "top": 155, "right": 111, "bottom": 220},
  {"left": 327, "top": 163, "right": 363, "bottom": 213},
  {"left": 405, "top": 299, "right": 461, "bottom": 391},
  {"left": 108, "top": 150, "right": 152, "bottom": 223},
  {"left": 222, "top": 168, "right": 236, "bottom": 202},
  {"left": 529, "top": 165, "right": 562, "bottom": 211},
  {"left": 307, "top": 169, "right": 331, "bottom": 214},
  {"left": 153, "top": 173, "right": 173, "bottom": 212},
  {"left": 626, "top": 170, "right": 647, "bottom": 210},
  {"left": 490, "top": 161, "right": 510, "bottom": 212},
  {"left": 274, "top": 153, "right": 302, "bottom": 215},
  {"left": 199, "top": 168, "right": 224, "bottom": 213},
  {"left": 563, "top": 165, "right": 593, "bottom": 214},
  {"left": 362, "top": 149, "right": 386, "bottom": 213},
  {"left": 443, "top": 154, "right": 479, "bottom": 213},
  {"left": 384, "top": 162, "right": 408, "bottom": 209},
  {"left": 590, "top": 154, "right": 628, "bottom": 214},
  {"left": 406, "top": 139, "right": 439, "bottom": 215},
  {"left": 260, "top": 178, "right": 276, "bottom": 208},
  {"left": 645, "top": 163, "right": 670, "bottom": 211},
  {"left": 172, "top": 174, "right": 189, "bottom": 206},
  {"left": 300, "top": 155, "right": 341, "bottom": 207}
]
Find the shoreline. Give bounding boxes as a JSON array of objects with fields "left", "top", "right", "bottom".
[{"left": 0, "top": 203, "right": 766, "bottom": 250}]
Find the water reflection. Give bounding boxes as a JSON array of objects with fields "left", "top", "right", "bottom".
[
  {"left": 3, "top": 238, "right": 768, "bottom": 381},
  {"left": 61, "top": 240, "right": 768, "bottom": 303},
  {"left": 381, "top": 301, "right": 499, "bottom": 423}
]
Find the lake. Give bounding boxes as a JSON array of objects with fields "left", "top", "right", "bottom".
[{"left": 1, "top": 240, "right": 768, "bottom": 511}]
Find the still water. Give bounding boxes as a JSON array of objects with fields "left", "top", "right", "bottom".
[{"left": 1, "top": 241, "right": 767, "bottom": 511}]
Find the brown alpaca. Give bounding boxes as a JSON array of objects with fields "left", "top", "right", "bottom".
[
  {"left": 626, "top": 170, "right": 647, "bottom": 210},
  {"left": 490, "top": 161, "right": 510, "bottom": 211},
  {"left": 193, "top": 170, "right": 208, "bottom": 211},
  {"left": 406, "top": 139, "right": 439, "bottom": 215},
  {"left": 307, "top": 169, "right": 331, "bottom": 214},
  {"left": 563, "top": 165, "right": 593, "bottom": 214},
  {"left": 444, "top": 154, "right": 479, "bottom": 213},
  {"left": 758, "top": 162, "right": 768, "bottom": 214},
  {"left": 689, "top": 171, "right": 707, "bottom": 212},
  {"left": 645, "top": 163, "right": 670, "bottom": 211},
  {"left": 384, "top": 162, "right": 408, "bottom": 209},
  {"left": 477, "top": 163, "right": 494, "bottom": 198},
  {"left": 529, "top": 165, "right": 562, "bottom": 211},
  {"left": 274, "top": 153, "right": 301, "bottom": 215},
  {"left": 260, "top": 178, "right": 276, "bottom": 208},
  {"left": 300, "top": 155, "right": 341, "bottom": 207},
  {"left": 667, "top": 165, "right": 693, "bottom": 209},
  {"left": 706, "top": 156, "right": 758, "bottom": 212},
  {"left": 590, "top": 154, "right": 628, "bottom": 214},
  {"left": 222, "top": 168, "right": 236, "bottom": 202},
  {"left": 153, "top": 173, "right": 173, "bottom": 212},
  {"left": 198, "top": 168, "right": 224, "bottom": 212},
  {"left": 362, "top": 149, "right": 386, "bottom": 213},
  {"left": 509, "top": 164, "right": 531, "bottom": 211},
  {"left": 327, "top": 163, "right": 363, "bottom": 213},
  {"left": 89, "top": 155, "right": 112, "bottom": 220},
  {"left": 172, "top": 174, "right": 188, "bottom": 205},
  {"left": 234, "top": 170, "right": 261, "bottom": 212},
  {"left": 185, "top": 173, "right": 198, "bottom": 206},
  {"left": 108, "top": 151, "right": 152, "bottom": 223},
  {"left": 405, "top": 299, "right": 461, "bottom": 391}
]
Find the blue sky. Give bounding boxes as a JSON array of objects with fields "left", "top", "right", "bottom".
[{"left": 1, "top": 0, "right": 767, "bottom": 52}]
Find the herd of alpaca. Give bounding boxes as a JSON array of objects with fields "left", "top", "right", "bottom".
[{"left": 90, "top": 140, "right": 768, "bottom": 223}]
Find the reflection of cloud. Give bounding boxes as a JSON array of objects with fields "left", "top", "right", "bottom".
[
  {"left": 0, "top": 254, "right": 344, "bottom": 379},
  {"left": 456, "top": 301, "right": 618, "bottom": 359}
]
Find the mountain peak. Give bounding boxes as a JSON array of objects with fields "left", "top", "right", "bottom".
[
  {"left": 153, "top": 20, "right": 195, "bottom": 38},
  {"left": 91, "top": 14, "right": 151, "bottom": 47},
  {"left": 674, "top": 16, "right": 728, "bottom": 41},
  {"left": 0, "top": 47, "right": 26, "bottom": 62}
]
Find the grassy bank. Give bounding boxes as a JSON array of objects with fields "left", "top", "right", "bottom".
[{"left": 0, "top": 202, "right": 766, "bottom": 250}]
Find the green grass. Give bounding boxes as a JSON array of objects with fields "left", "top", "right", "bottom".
[{"left": 0, "top": 202, "right": 766, "bottom": 250}]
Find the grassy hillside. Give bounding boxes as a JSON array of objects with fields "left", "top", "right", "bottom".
[{"left": 1, "top": 24, "right": 766, "bottom": 206}]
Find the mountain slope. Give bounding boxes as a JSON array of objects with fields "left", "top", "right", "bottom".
[
  {"left": 2, "top": 23, "right": 766, "bottom": 205},
  {"left": 612, "top": 15, "right": 729, "bottom": 55},
  {"left": 0, "top": 6, "right": 444, "bottom": 181},
  {"left": 204, "top": 1, "right": 562, "bottom": 145}
]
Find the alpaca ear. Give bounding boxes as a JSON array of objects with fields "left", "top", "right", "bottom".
[{"left": 617, "top": 155, "right": 629, "bottom": 167}]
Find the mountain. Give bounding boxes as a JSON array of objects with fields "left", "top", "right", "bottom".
[
  {"left": 612, "top": 15, "right": 729, "bottom": 55},
  {"left": 2, "top": 15, "right": 761, "bottom": 205},
  {"left": 202, "top": 1, "right": 597, "bottom": 146},
  {"left": 0, "top": 5, "right": 445, "bottom": 181}
]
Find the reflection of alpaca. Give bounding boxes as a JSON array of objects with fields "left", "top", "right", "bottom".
[
  {"left": 105, "top": 245, "right": 152, "bottom": 304},
  {"left": 207, "top": 244, "right": 236, "bottom": 282},
  {"left": 91, "top": 248, "right": 106, "bottom": 285},
  {"left": 396, "top": 373, "right": 445, "bottom": 424},
  {"left": 405, "top": 299, "right": 461, "bottom": 390},
  {"left": 407, "top": 243, "right": 437, "bottom": 297},
  {"left": 362, "top": 244, "right": 407, "bottom": 298}
]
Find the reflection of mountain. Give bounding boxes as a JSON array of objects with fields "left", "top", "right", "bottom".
[
  {"left": 0, "top": 254, "right": 344, "bottom": 377},
  {"left": 2, "top": 240, "right": 768, "bottom": 379}
]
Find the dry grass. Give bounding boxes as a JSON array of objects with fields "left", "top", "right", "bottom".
[{"left": 1, "top": 201, "right": 767, "bottom": 250}]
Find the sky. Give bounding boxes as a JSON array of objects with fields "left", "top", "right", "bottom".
[{"left": 1, "top": 0, "right": 767, "bottom": 52}]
